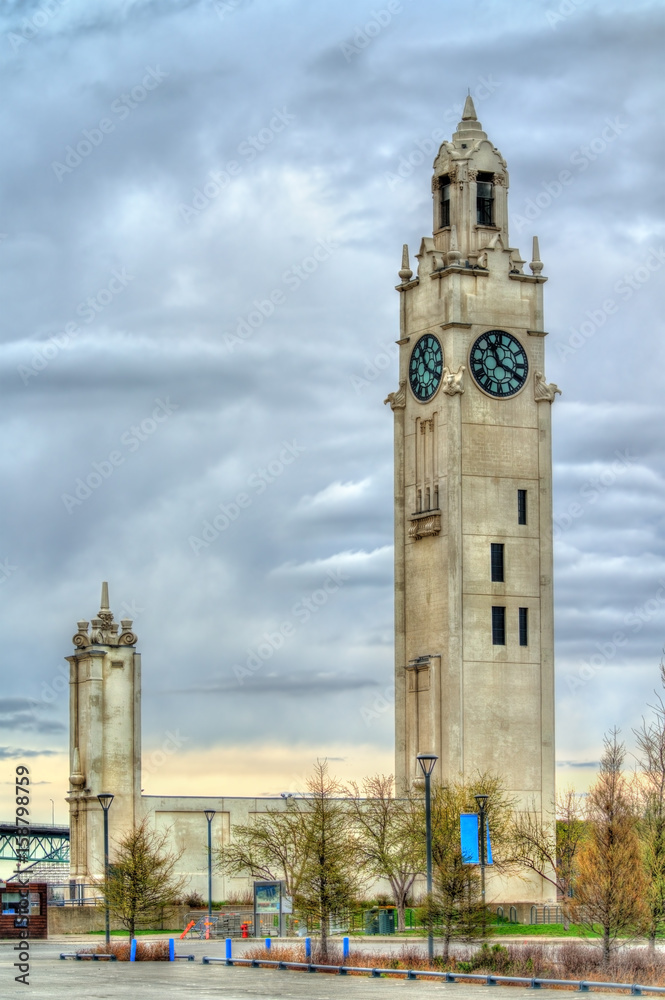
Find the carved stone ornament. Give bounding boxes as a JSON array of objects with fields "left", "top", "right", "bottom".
[
  {"left": 534, "top": 371, "right": 562, "bottom": 403},
  {"left": 409, "top": 514, "right": 441, "bottom": 540},
  {"left": 69, "top": 747, "right": 85, "bottom": 789},
  {"left": 442, "top": 364, "right": 465, "bottom": 395},
  {"left": 384, "top": 378, "right": 407, "bottom": 411},
  {"left": 72, "top": 583, "right": 138, "bottom": 648}
]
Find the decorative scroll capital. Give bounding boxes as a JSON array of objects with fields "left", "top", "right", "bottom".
[
  {"left": 72, "top": 582, "right": 137, "bottom": 649},
  {"left": 442, "top": 364, "right": 465, "bottom": 395},
  {"left": 534, "top": 371, "right": 562, "bottom": 403},
  {"left": 384, "top": 378, "right": 407, "bottom": 411}
]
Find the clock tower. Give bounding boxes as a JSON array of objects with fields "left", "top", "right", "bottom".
[{"left": 387, "top": 98, "right": 558, "bottom": 847}]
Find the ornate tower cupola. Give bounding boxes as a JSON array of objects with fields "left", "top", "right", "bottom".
[{"left": 429, "top": 95, "right": 510, "bottom": 269}]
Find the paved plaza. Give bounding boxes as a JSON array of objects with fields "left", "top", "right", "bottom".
[{"left": 0, "top": 938, "right": 624, "bottom": 1000}]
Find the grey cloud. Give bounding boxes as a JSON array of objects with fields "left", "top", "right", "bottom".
[
  {"left": 166, "top": 673, "right": 380, "bottom": 697},
  {"left": 0, "top": 0, "right": 663, "bottom": 777},
  {"left": 0, "top": 747, "right": 60, "bottom": 760},
  {"left": 556, "top": 761, "right": 600, "bottom": 769}
]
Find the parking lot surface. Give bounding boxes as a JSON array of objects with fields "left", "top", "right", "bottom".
[{"left": 0, "top": 939, "right": 624, "bottom": 1000}]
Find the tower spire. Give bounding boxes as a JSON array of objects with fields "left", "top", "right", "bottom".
[
  {"left": 100, "top": 581, "right": 109, "bottom": 611},
  {"left": 462, "top": 93, "right": 477, "bottom": 121}
]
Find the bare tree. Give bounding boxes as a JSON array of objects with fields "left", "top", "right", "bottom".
[
  {"left": 96, "top": 819, "right": 186, "bottom": 941},
  {"left": 294, "top": 761, "right": 365, "bottom": 959},
  {"left": 348, "top": 774, "right": 422, "bottom": 932},
  {"left": 571, "top": 729, "right": 647, "bottom": 965},
  {"left": 216, "top": 798, "right": 307, "bottom": 898},
  {"left": 511, "top": 789, "right": 585, "bottom": 929},
  {"left": 633, "top": 659, "right": 665, "bottom": 950},
  {"left": 217, "top": 761, "right": 364, "bottom": 959}
]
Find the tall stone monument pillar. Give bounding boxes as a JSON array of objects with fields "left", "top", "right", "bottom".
[{"left": 65, "top": 583, "right": 140, "bottom": 881}]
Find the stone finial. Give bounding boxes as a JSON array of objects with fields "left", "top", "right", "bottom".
[
  {"left": 529, "top": 236, "right": 544, "bottom": 276},
  {"left": 445, "top": 225, "right": 462, "bottom": 266},
  {"left": 534, "top": 371, "right": 561, "bottom": 403},
  {"left": 100, "top": 581, "right": 110, "bottom": 610},
  {"left": 398, "top": 244, "right": 413, "bottom": 282},
  {"left": 462, "top": 94, "right": 477, "bottom": 121},
  {"left": 452, "top": 92, "right": 487, "bottom": 142},
  {"left": 69, "top": 747, "right": 85, "bottom": 789}
]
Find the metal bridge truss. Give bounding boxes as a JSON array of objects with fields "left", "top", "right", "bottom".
[{"left": 0, "top": 823, "right": 70, "bottom": 869}]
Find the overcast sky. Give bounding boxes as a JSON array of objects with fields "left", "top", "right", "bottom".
[{"left": 1, "top": 0, "right": 664, "bottom": 825}]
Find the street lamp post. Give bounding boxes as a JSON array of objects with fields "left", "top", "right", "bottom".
[
  {"left": 204, "top": 810, "right": 216, "bottom": 939},
  {"left": 97, "top": 793, "right": 114, "bottom": 947},
  {"left": 50, "top": 799, "right": 55, "bottom": 826},
  {"left": 416, "top": 752, "right": 438, "bottom": 963},
  {"left": 475, "top": 793, "right": 489, "bottom": 933}
]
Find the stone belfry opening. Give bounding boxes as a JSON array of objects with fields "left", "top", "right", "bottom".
[{"left": 386, "top": 97, "right": 558, "bottom": 898}]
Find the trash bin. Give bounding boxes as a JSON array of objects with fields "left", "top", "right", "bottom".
[
  {"left": 378, "top": 908, "right": 395, "bottom": 935},
  {"left": 363, "top": 908, "right": 379, "bottom": 935}
]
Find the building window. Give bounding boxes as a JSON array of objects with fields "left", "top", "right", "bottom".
[
  {"left": 517, "top": 489, "right": 527, "bottom": 525},
  {"left": 492, "top": 606, "right": 506, "bottom": 645},
  {"left": 490, "top": 543, "right": 504, "bottom": 582},
  {"left": 439, "top": 176, "right": 451, "bottom": 228},
  {"left": 476, "top": 171, "right": 494, "bottom": 225},
  {"left": 519, "top": 607, "right": 529, "bottom": 647}
]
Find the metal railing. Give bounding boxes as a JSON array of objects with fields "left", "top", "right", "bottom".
[
  {"left": 530, "top": 904, "right": 564, "bottom": 925},
  {"left": 48, "top": 883, "right": 102, "bottom": 906},
  {"left": 202, "top": 955, "right": 665, "bottom": 993}
]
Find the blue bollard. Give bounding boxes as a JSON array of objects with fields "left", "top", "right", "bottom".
[
  {"left": 305, "top": 937, "right": 311, "bottom": 959},
  {"left": 266, "top": 937, "right": 271, "bottom": 950},
  {"left": 225, "top": 938, "right": 233, "bottom": 964},
  {"left": 343, "top": 936, "right": 349, "bottom": 959},
  {"left": 130, "top": 939, "right": 137, "bottom": 962},
  {"left": 169, "top": 939, "right": 175, "bottom": 962}
]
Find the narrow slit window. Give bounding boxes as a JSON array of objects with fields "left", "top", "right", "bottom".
[
  {"left": 440, "top": 176, "right": 451, "bottom": 228},
  {"left": 476, "top": 171, "right": 494, "bottom": 225},
  {"left": 519, "top": 608, "right": 529, "bottom": 647},
  {"left": 492, "top": 606, "right": 506, "bottom": 646},
  {"left": 517, "top": 490, "right": 527, "bottom": 525},
  {"left": 491, "top": 543, "right": 504, "bottom": 582}
]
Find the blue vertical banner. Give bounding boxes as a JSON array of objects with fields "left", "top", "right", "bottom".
[
  {"left": 460, "top": 813, "right": 493, "bottom": 864},
  {"left": 460, "top": 813, "right": 479, "bottom": 862}
]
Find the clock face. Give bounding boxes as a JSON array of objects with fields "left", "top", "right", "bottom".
[
  {"left": 409, "top": 334, "right": 443, "bottom": 402},
  {"left": 469, "top": 330, "right": 528, "bottom": 397}
]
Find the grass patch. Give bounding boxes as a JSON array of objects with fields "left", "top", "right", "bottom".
[
  {"left": 490, "top": 922, "right": 599, "bottom": 937},
  {"left": 86, "top": 928, "right": 182, "bottom": 936}
]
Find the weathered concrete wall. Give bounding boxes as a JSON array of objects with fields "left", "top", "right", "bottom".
[{"left": 48, "top": 903, "right": 190, "bottom": 936}]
